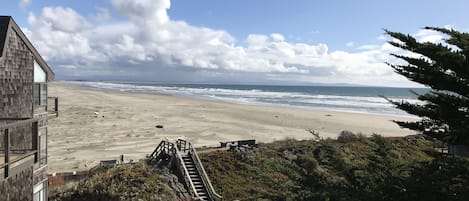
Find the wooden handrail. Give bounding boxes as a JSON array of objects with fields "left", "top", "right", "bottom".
[
  {"left": 0, "top": 118, "right": 39, "bottom": 130},
  {"left": 48, "top": 96, "right": 59, "bottom": 117},
  {"left": 5, "top": 151, "right": 37, "bottom": 165},
  {"left": 1, "top": 118, "right": 39, "bottom": 179},
  {"left": 175, "top": 149, "right": 202, "bottom": 200},
  {"left": 1, "top": 151, "right": 37, "bottom": 178},
  {"left": 0, "top": 118, "right": 30, "bottom": 121},
  {"left": 190, "top": 143, "right": 223, "bottom": 201},
  {"left": 149, "top": 140, "right": 165, "bottom": 160}
]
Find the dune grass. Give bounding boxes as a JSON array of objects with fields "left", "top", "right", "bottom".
[{"left": 200, "top": 134, "right": 469, "bottom": 201}]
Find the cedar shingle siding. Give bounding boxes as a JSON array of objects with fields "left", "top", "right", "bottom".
[
  {"left": 0, "top": 27, "right": 34, "bottom": 118},
  {"left": 0, "top": 167, "right": 34, "bottom": 201}
]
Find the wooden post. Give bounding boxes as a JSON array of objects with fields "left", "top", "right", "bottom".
[
  {"left": 55, "top": 97, "right": 59, "bottom": 117},
  {"left": 4, "top": 128, "right": 10, "bottom": 178}
]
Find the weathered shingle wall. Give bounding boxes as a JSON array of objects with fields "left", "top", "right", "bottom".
[
  {"left": 33, "top": 167, "right": 47, "bottom": 184},
  {"left": 0, "top": 28, "right": 34, "bottom": 119},
  {"left": 0, "top": 167, "right": 33, "bottom": 201},
  {"left": 0, "top": 125, "right": 33, "bottom": 151}
]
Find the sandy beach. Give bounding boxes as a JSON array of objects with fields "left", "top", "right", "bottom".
[{"left": 47, "top": 82, "right": 418, "bottom": 173}]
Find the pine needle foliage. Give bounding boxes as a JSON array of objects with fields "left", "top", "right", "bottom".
[{"left": 385, "top": 27, "right": 469, "bottom": 145}]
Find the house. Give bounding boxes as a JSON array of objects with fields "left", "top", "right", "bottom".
[{"left": 0, "top": 16, "right": 58, "bottom": 201}]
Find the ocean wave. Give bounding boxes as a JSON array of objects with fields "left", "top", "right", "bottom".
[{"left": 65, "top": 81, "right": 421, "bottom": 116}]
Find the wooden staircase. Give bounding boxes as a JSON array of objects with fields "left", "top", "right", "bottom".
[
  {"left": 182, "top": 154, "right": 209, "bottom": 200},
  {"left": 148, "top": 139, "right": 222, "bottom": 201}
]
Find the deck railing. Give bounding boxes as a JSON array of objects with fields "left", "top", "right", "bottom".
[
  {"left": 48, "top": 96, "right": 59, "bottom": 118},
  {"left": 0, "top": 118, "right": 39, "bottom": 180}
]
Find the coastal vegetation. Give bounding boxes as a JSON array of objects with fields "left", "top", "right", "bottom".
[
  {"left": 48, "top": 133, "right": 469, "bottom": 201},
  {"left": 200, "top": 133, "right": 469, "bottom": 201},
  {"left": 50, "top": 162, "right": 189, "bottom": 201},
  {"left": 385, "top": 27, "right": 469, "bottom": 146}
]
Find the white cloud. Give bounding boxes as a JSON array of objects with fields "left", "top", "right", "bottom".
[
  {"left": 414, "top": 29, "right": 444, "bottom": 43},
  {"left": 270, "top": 33, "right": 285, "bottom": 42},
  {"left": 23, "top": 0, "right": 419, "bottom": 86},
  {"left": 111, "top": 0, "right": 170, "bottom": 24},
  {"left": 247, "top": 34, "right": 269, "bottom": 47},
  {"left": 92, "top": 8, "right": 112, "bottom": 22},
  {"left": 346, "top": 41, "right": 354, "bottom": 47},
  {"left": 19, "top": 0, "right": 31, "bottom": 8},
  {"left": 35, "top": 7, "right": 89, "bottom": 32}
]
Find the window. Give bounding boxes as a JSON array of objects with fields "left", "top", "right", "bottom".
[
  {"left": 33, "top": 83, "right": 47, "bottom": 106},
  {"left": 40, "top": 84, "right": 47, "bottom": 105},
  {"left": 33, "top": 181, "right": 47, "bottom": 201},
  {"left": 34, "top": 60, "right": 48, "bottom": 106},
  {"left": 33, "top": 84, "right": 40, "bottom": 105},
  {"left": 34, "top": 61, "right": 46, "bottom": 82},
  {"left": 38, "top": 128, "right": 47, "bottom": 166}
]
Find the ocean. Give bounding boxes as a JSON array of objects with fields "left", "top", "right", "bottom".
[{"left": 66, "top": 81, "right": 428, "bottom": 117}]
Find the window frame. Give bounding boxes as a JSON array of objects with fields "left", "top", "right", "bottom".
[
  {"left": 38, "top": 127, "right": 47, "bottom": 166},
  {"left": 33, "top": 83, "right": 48, "bottom": 106},
  {"left": 33, "top": 180, "right": 48, "bottom": 201}
]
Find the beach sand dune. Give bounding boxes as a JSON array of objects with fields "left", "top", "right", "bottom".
[{"left": 47, "top": 82, "right": 418, "bottom": 172}]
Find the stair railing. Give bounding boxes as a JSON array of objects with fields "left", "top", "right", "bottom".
[
  {"left": 175, "top": 147, "right": 203, "bottom": 200},
  {"left": 148, "top": 140, "right": 174, "bottom": 162},
  {"left": 176, "top": 138, "right": 188, "bottom": 152},
  {"left": 189, "top": 142, "right": 223, "bottom": 201},
  {"left": 150, "top": 139, "right": 222, "bottom": 200}
]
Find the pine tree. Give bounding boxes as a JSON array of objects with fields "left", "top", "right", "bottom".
[{"left": 385, "top": 27, "right": 469, "bottom": 146}]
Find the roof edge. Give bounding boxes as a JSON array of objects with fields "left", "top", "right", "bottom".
[{"left": 3, "top": 16, "right": 55, "bottom": 81}]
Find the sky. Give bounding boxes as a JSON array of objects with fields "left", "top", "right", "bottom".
[{"left": 2, "top": 0, "right": 469, "bottom": 87}]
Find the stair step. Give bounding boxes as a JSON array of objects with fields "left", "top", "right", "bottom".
[{"left": 198, "top": 196, "right": 208, "bottom": 200}]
